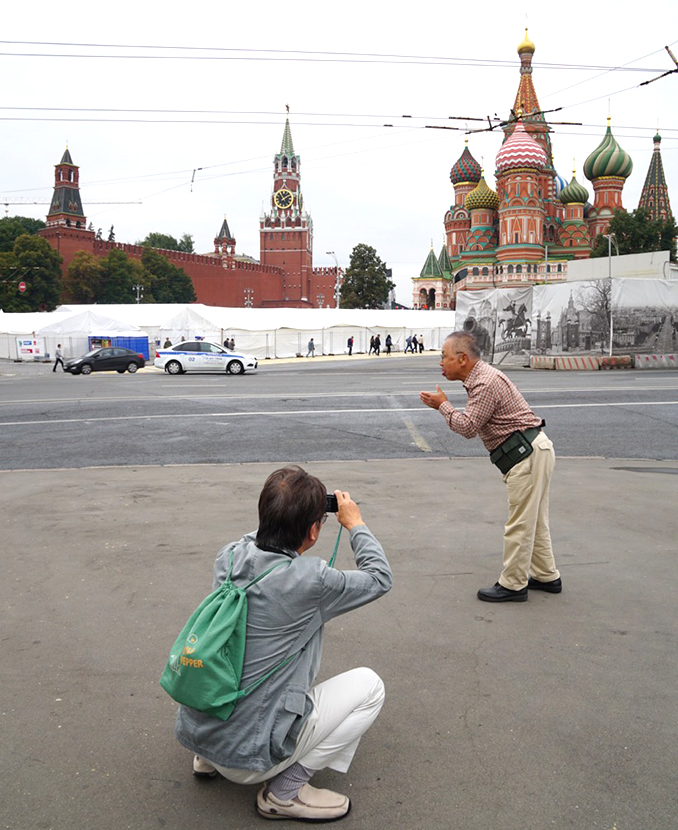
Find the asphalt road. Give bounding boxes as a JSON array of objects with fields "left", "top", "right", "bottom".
[{"left": 1, "top": 355, "right": 678, "bottom": 470}]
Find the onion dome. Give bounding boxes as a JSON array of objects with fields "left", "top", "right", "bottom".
[
  {"left": 559, "top": 172, "right": 589, "bottom": 204},
  {"left": 518, "top": 28, "right": 535, "bottom": 55},
  {"left": 654, "top": 132, "right": 662, "bottom": 144},
  {"left": 584, "top": 118, "right": 633, "bottom": 181},
  {"left": 450, "top": 141, "right": 482, "bottom": 185},
  {"left": 554, "top": 171, "right": 569, "bottom": 198},
  {"left": 465, "top": 174, "right": 499, "bottom": 211},
  {"left": 495, "top": 120, "right": 547, "bottom": 173}
]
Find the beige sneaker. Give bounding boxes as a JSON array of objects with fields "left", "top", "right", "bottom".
[
  {"left": 192, "top": 755, "right": 218, "bottom": 778},
  {"left": 256, "top": 783, "right": 351, "bottom": 822}
]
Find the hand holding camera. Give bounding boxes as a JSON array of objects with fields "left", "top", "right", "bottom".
[{"left": 328, "top": 489, "right": 365, "bottom": 532}]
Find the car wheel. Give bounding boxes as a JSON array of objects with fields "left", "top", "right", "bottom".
[
  {"left": 81, "top": 364, "right": 93, "bottom": 375},
  {"left": 127, "top": 363, "right": 139, "bottom": 373},
  {"left": 166, "top": 360, "right": 183, "bottom": 375},
  {"left": 226, "top": 360, "right": 244, "bottom": 375}
]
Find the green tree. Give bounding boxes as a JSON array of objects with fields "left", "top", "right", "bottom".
[
  {"left": 98, "top": 248, "right": 144, "bottom": 304},
  {"left": 591, "top": 208, "right": 677, "bottom": 262},
  {"left": 0, "top": 216, "right": 46, "bottom": 253},
  {"left": 63, "top": 250, "right": 105, "bottom": 303},
  {"left": 0, "top": 234, "right": 63, "bottom": 311},
  {"left": 140, "top": 248, "right": 196, "bottom": 303},
  {"left": 340, "top": 243, "right": 395, "bottom": 309},
  {"left": 139, "top": 231, "right": 195, "bottom": 253}
]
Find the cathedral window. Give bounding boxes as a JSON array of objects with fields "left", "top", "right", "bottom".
[
  {"left": 482, "top": 267, "right": 488, "bottom": 276},
  {"left": 69, "top": 170, "right": 74, "bottom": 182},
  {"left": 472, "top": 267, "right": 479, "bottom": 276},
  {"left": 508, "top": 265, "right": 514, "bottom": 275},
  {"left": 514, "top": 233, "right": 519, "bottom": 243},
  {"left": 557, "top": 264, "right": 562, "bottom": 273},
  {"left": 516, "top": 265, "right": 522, "bottom": 274}
]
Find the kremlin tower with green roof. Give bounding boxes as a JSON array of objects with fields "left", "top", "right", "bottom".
[{"left": 413, "top": 31, "right": 641, "bottom": 309}]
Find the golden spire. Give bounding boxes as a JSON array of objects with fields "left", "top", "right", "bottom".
[{"left": 518, "top": 28, "right": 536, "bottom": 55}]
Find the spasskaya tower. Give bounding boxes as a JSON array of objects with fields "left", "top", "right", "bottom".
[{"left": 259, "top": 113, "right": 314, "bottom": 305}]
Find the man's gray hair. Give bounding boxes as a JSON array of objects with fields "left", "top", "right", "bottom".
[{"left": 445, "top": 331, "right": 481, "bottom": 359}]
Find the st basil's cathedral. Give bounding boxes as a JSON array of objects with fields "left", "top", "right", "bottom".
[{"left": 412, "top": 31, "right": 673, "bottom": 310}]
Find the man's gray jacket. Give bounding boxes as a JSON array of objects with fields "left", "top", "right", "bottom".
[{"left": 174, "top": 524, "right": 392, "bottom": 772}]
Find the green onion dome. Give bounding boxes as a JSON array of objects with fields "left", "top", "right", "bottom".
[
  {"left": 450, "top": 141, "right": 482, "bottom": 185},
  {"left": 559, "top": 172, "right": 589, "bottom": 204},
  {"left": 584, "top": 118, "right": 633, "bottom": 181},
  {"left": 465, "top": 174, "right": 499, "bottom": 211}
]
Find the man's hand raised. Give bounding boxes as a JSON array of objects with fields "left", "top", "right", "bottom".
[{"left": 335, "top": 490, "right": 365, "bottom": 531}]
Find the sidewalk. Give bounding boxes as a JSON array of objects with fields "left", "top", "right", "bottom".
[{"left": 2, "top": 457, "right": 677, "bottom": 830}]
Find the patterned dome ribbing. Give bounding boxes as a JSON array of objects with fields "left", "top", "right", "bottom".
[
  {"left": 584, "top": 119, "right": 633, "bottom": 181},
  {"left": 559, "top": 173, "right": 589, "bottom": 204},
  {"left": 554, "top": 172, "right": 569, "bottom": 197},
  {"left": 495, "top": 120, "right": 546, "bottom": 173},
  {"left": 450, "top": 143, "right": 482, "bottom": 185},
  {"left": 465, "top": 175, "right": 499, "bottom": 211}
]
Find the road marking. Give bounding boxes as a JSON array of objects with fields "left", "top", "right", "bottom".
[
  {"left": 403, "top": 417, "right": 432, "bottom": 452},
  {"left": 1, "top": 400, "right": 677, "bottom": 428}
]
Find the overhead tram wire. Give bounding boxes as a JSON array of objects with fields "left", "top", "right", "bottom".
[{"left": 0, "top": 42, "right": 668, "bottom": 73}]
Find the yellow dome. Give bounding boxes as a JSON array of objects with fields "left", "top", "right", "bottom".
[{"left": 518, "top": 28, "right": 535, "bottom": 55}]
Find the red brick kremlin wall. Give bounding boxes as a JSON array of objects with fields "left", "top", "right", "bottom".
[{"left": 40, "top": 226, "right": 337, "bottom": 308}]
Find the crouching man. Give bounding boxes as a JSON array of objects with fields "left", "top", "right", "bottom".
[{"left": 173, "top": 465, "right": 393, "bottom": 822}]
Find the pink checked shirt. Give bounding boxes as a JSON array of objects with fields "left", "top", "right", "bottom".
[{"left": 438, "top": 360, "right": 542, "bottom": 452}]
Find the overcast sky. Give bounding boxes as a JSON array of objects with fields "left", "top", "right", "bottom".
[{"left": 3, "top": 0, "right": 676, "bottom": 304}]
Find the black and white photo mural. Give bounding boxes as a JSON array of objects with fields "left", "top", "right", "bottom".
[{"left": 456, "top": 278, "right": 677, "bottom": 362}]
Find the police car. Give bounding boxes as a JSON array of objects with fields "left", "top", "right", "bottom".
[{"left": 154, "top": 341, "right": 258, "bottom": 375}]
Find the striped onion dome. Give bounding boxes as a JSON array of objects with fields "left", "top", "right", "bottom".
[
  {"left": 465, "top": 174, "right": 499, "bottom": 211},
  {"left": 554, "top": 171, "right": 569, "bottom": 197},
  {"left": 450, "top": 142, "right": 482, "bottom": 185},
  {"left": 584, "top": 119, "right": 633, "bottom": 181},
  {"left": 559, "top": 173, "right": 589, "bottom": 204},
  {"left": 496, "top": 120, "right": 547, "bottom": 173},
  {"left": 518, "top": 28, "right": 536, "bottom": 55}
]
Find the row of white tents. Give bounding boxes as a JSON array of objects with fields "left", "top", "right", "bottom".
[{"left": 0, "top": 304, "right": 457, "bottom": 361}]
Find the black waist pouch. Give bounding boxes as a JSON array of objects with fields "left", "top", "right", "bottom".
[{"left": 490, "top": 429, "right": 537, "bottom": 474}]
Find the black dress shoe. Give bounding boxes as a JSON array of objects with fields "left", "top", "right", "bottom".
[
  {"left": 477, "top": 582, "right": 528, "bottom": 602},
  {"left": 527, "top": 577, "right": 562, "bottom": 594}
]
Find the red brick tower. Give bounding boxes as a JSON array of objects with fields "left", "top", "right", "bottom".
[
  {"left": 260, "top": 115, "right": 314, "bottom": 305},
  {"left": 39, "top": 147, "right": 95, "bottom": 268}
]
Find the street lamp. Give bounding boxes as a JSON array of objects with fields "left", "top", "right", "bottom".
[
  {"left": 326, "top": 251, "right": 341, "bottom": 308},
  {"left": 604, "top": 233, "right": 618, "bottom": 357},
  {"left": 132, "top": 283, "right": 144, "bottom": 304}
]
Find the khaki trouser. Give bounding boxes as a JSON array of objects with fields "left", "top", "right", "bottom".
[{"left": 499, "top": 431, "right": 560, "bottom": 591}]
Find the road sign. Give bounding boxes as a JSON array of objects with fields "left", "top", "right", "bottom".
[{"left": 18, "top": 281, "right": 26, "bottom": 293}]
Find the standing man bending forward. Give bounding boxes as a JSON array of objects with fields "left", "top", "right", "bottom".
[
  {"left": 173, "top": 466, "right": 393, "bottom": 821},
  {"left": 420, "top": 332, "right": 561, "bottom": 603}
]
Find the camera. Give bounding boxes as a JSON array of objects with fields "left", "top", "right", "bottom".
[{"left": 325, "top": 494, "right": 339, "bottom": 513}]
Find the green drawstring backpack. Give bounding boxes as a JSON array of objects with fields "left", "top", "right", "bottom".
[{"left": 160, "top": 531, "right": 341, "bottom": 721}]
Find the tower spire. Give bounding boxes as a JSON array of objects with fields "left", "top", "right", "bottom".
[
  {"left": 280, "top": 113, "right": 295, "bottom": 156},
  {"left": 638, "top": 131, "right": 673, "bottom": 221}
]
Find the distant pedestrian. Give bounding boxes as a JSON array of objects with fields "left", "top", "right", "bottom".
[
  {"left": 368, "top": 336, "right": 375, "bottom": 355},
  {"left": 223, "top": 338, "right": 229, "bottom": 348},
  {"left": 306, "top": 338, "right": 316, "bottom": 358},
  {"left": 53, "top": 344, "right": 65, "bottom": 372},
  {"left": 229, "top": 338, "right": 236, "bottom": 351},
  {"left": 373, "top": 334, "right": 381, "bottom": 356},
  {"left": 385, "top": 334, "right": 392, "bottom": 355},
  {"left": 164, "top": 338, "right": 172, "bottom": 348},
  {"left": 405, "top": 335, "right": 413, "bottom": 354},
  {"left": 412, "top": 335, "right": 419, "bottom": 354},
  {"left": 347, "top": 336, "right": 354, "bottom": 356},
  {"left": 419, "top": 335, "right": 425, "bottom": 354}
]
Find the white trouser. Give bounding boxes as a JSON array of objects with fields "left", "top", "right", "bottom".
[{"left": 213, "top": 667, "right": 385, "bottom": 785}]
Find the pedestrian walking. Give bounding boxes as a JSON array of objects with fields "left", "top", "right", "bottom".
[
  {"left": 306, "top": 338, "right": 316, "bottom": 358},
  {"left": 385, "top": 334, "right": 392, "bottom": 355},
  {"left": 373, "top": 334, "right": 381, "bottom": 356},
  {"left": 405, "top": 335, "right": 413, "bottom": 354},
  {"left": 420, "top": 331, "right": 560, "bottom": 603},
  {"left": 412, "top": 335, "right": 419, "bottom": 354},
  {"left": 347, "top": 336, "right": 354, "bottom": 356},
  {"left": 53, "top": 344, "right": 65, "bottom": 372},
  {"left": 368, "top": 336, "right": 375, "bottom": 355},
  {"left": 418, "top": 335, "right": 425, "bottom": 354}
]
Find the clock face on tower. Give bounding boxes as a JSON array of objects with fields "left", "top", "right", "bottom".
[{"left": 274, "top": 188, "right": 293, "bottom": 209}]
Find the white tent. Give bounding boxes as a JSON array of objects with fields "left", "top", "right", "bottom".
[{"left": 36, "top": 310, "right": 148, "bottom": 361}]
